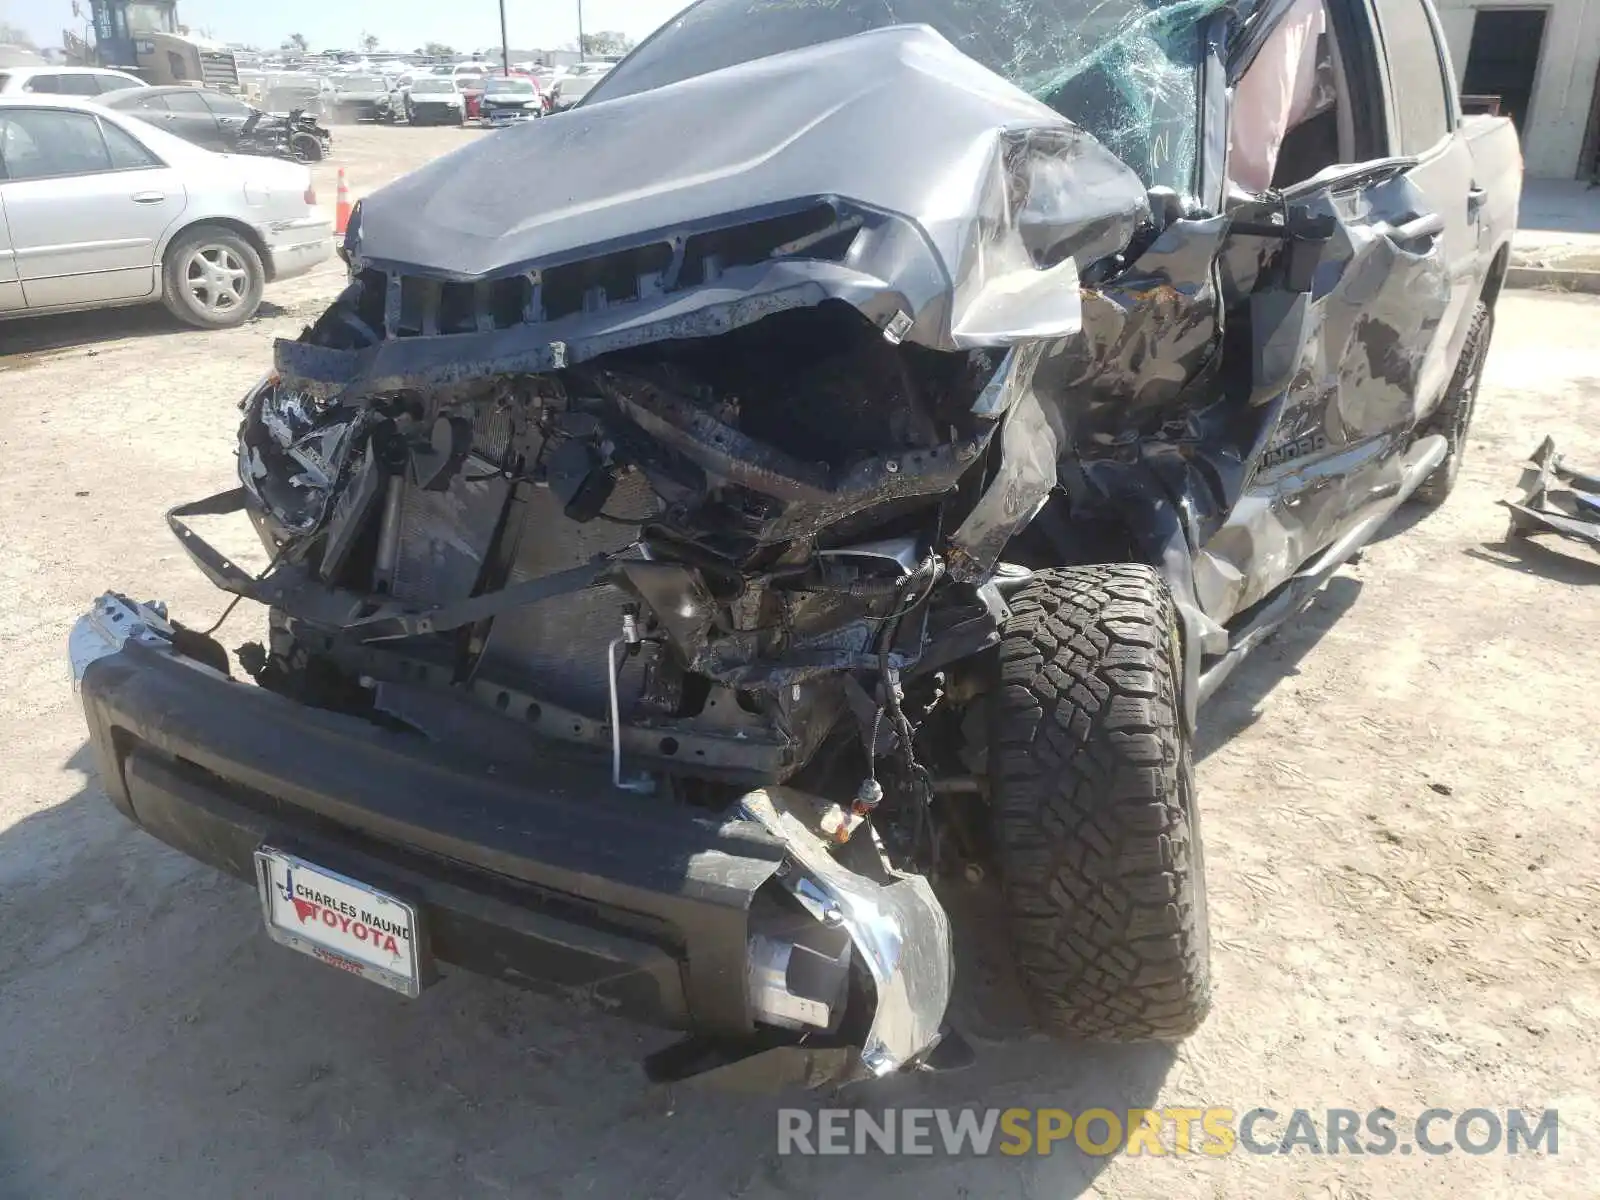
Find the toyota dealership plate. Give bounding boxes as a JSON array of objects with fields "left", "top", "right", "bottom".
[{"left": 254, "top": 848, "right": 422, "bottom": 996}]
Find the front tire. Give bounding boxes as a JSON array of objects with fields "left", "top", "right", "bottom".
[
  {"left": 290, "top": 131, "right": 323, "bottom": 162},
  {"left": 161, "top": 226, "right": 265, "bottom": 330},
  {"left": 988, "top": 564, "right": 1211, "bottom": 1041},
  {"left": 1413, "top": 300, "right": 1492, "bottom": 506}
]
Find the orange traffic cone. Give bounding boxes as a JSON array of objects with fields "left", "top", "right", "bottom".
[{"left": 335, "top": 169, "right": 352, "bottom": 235}]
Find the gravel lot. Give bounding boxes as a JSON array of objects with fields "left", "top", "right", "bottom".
[{"left": 1, "top": 126, "right": 1597, "bottom": 1199}]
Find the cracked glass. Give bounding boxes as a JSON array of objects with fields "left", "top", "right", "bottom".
[{"left": 588, "top": 0, "right": 1225, "bottom": 194}]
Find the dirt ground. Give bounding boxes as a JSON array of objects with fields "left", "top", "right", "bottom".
[{"left": 2, "top": 126, "right": 1597, "bottom": 1199}]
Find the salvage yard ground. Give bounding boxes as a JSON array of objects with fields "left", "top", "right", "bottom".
[{"left": 1, "top": 127, "right": 1597, "bottom": 1199}]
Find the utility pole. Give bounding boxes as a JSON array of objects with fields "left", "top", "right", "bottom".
[
  {"left": 498, "top": 0, "right": 509, "bottom": 75},
  {"left": 576, "top": 0, "right": 585, "bottom": 61}
]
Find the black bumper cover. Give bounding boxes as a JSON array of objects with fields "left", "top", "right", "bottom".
[{"left": 79, "top": 641, "right": 787, "bottom": 1035}]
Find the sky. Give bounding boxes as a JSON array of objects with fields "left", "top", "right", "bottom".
[{"left": 0, "top": 0, "right": 690, "bottom": 53}]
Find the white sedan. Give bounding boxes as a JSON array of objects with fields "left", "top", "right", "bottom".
[{"left": 0, "top": 94, "right": 334, "bottom": 329}]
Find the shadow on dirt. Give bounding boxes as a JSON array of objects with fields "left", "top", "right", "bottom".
[
  {"left": 1465, "top": 535, "right": 1600, "bottom": 583},
  {"left": 1195, "top": 574, "right": 1364, "bottom": 760},
  {"left": 0, "top": 305, "right": 184, "bottom": 360},
  {"left": 0, "top": 302, "right": 295, "bottom": 361},
  {"left": 1366, "top": 495, "right": 1437, "bottom": 545},
  {"left": 0, "top": 740, "right": 1176, "bottom": 1198}
]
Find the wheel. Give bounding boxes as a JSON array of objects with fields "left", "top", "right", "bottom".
[
  {"left": 161, "top": 226, "right": 265, "bottom": 329},
  {"left": 987, "top": 564, "right": 1211, "bottom": 1041},
  {"left": 290, "top": 131, "right": 323, "bottom": 162},
  {"left": 1413, "top": 300, "right": 1492, "bottom": 506}
]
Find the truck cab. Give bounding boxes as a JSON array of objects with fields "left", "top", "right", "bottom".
[{"left": 81, "top": 0, "right": 240, "bottom": 91}]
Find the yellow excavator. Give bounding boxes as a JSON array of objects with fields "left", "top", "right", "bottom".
[{"left": 63, "top": 0, "right": 239, "bottom": 91}]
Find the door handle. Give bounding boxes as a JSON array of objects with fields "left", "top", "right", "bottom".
[
  {"left": 130, "top": 191, "right": 167, "bottom": 203},
  {"left": 1375, "top": 212, "right": 1444, "bottom": 245},
  {"left": 1467, "top": 185, "right": 1488, "bottom": 217}
]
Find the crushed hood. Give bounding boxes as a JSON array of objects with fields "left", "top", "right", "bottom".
[{"left": 350, "top": 25, "right": 1151, "bottom": 350}]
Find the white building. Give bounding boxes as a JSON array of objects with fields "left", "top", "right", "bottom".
[{"left": 1434, "top": 0, "right": 1600, "bottom": 178}]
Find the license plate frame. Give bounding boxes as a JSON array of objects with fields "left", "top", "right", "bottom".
[{"left": 253, "top": 847, "right": 424, "bottom": 997}]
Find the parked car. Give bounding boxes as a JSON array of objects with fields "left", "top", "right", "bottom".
[
  {"left": 262, "top": 71, "right": 333, "bottom": 119},
  {"left": 328, "top": 73, "right": 396, "bottom": 123},
  {"left": 479, "top": 75, "right": 544, "bottom": 124},
  {"left": 69, "top": 0, "right": 1520, "bottom": 1089},
  {"left": 97, "top": 85, "right": 331, "bottom": 162},
  {"left": 455, "top": 73, "right": 486, "bottom": 122},
  {"left": 0, "top": 95, "right": 332, "bottom": 327},
  {"left": 549, "top": 62, "right": 610, "bottom": 110},
  {"left": 0, "top": 65, "right": 145, "bottom": 96},
  {"left": 402, "top": 75, "right": 466, "bottom": 125}
]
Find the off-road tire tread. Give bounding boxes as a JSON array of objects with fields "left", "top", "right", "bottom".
[
  {"left": 1414, "top": 301, "right": 1491, "bottom": 506},
  {"left": 989, "top": 564, "right": 1210, "bottom": 1041}
]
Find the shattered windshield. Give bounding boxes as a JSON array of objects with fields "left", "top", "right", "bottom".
[{"left": 585, "top": 0, "right": 1222, "bottom": 193}]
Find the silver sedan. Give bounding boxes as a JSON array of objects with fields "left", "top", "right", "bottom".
[{"left": 0, "top": 94, "right": 334, "bottom": 329}]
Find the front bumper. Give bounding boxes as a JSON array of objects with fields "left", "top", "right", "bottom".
[
  {"left": 483, "top": 103, "right": 540, "bottom": 124},
  {"left": 263, "top": 215, "right": 335, "bottom": 282},
  {"left": 409, "top": 102, "right": 463, "bottom": 123},
  {"left": 334, "top": 99, "right": 387, "bottom": 119},
  {"left": 69, "top": 595, "right": 952, "bottom": 1084}
]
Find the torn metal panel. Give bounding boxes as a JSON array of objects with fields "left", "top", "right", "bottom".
[
  {"left": 1192, "top": 170, "right": 1450, "bottom": 622},
  {"left": 946, "top": 346, "right": 1059, "bottom": 581},
  {"left": 738, "top": 788, "right": 952, "bottom": 1077},
  {"left": 1503, "top": 437, "right": 1600, "bottom": 550},
  {"left": 591, "top": 364, "right": 993, "bottom": 548}
]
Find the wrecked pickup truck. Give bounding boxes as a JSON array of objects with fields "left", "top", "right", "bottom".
[{"left": 70, "top": 0, "right": 1518, "bottom": 1087}]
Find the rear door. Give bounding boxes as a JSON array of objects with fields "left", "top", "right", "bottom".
[
  {"left": 0, "top": 191, "right": 22, "bottom": 311},
  {"left": 199, "top": 91, "right": 255, "bottom": 149},
  {"left": 1366, "top": 0, "right": 1482, "bottom": 398},
  {"left": 0, "top": 107, "right": 183, "bottom": 308},
  {"left": 151, "top": 88, "right": 227, "bottom": 150}
]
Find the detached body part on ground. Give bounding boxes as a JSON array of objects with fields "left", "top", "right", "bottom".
[
  {"left": 69, "top": 0, "right": 1521, "bottom": 1088},
  {"left": 1503, "top": 437, "right": 1600, "bottom": 549},
  {"left": 0, "top": 95, "right": 334, "bottom": 327}
]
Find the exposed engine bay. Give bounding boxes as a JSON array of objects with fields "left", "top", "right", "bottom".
[{"left": 235, "top": 297, "right": 1018, "bottom": 864}]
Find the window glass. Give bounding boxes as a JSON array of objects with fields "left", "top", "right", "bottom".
[
  {"left": 0, "top": 109, "right": 112, "bottom": 179},
  {"left": 23, "top": 74, "right": 61, "bottom": 93},
  {"left": 94, "top": 73, "right": 137, "bottom": 93},
  {"left": 57, "top": 74, "right": 104, "bottom": 96},
  {"left": 126, "top": 1, "right": 178, "bottom": 34},
  {"left": 585, "top": 0, "right": 1213, "bottom": 192},
  {"left": 133, "top": 92, "right": 172, "bottom": 111},
  {"left": 102, "top": 119, "right": 161, "bottom": 169},
  {"left": 1372, "top": 0, "right": 1452, "bottom": 152},
  {"left": 201, "top": 92, "right": 253, "bottom": 116},
  {"left": 164, "top": 90, "right": 212, "bottom": 114}
]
